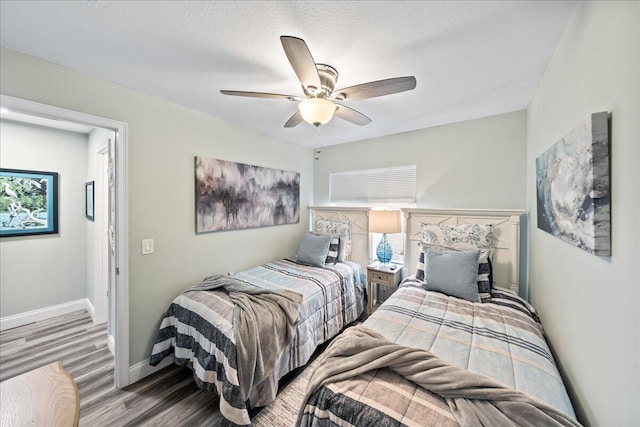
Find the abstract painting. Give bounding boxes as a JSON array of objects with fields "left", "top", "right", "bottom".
[
  {"left": 195, "top": 157, "right": 300, "bottom": 233},
  {"left": 536, "top": 111, "right": 610, "bottom": 256},
  {"left": 0, "top": 168, "right": 59, "bottom": 237}
]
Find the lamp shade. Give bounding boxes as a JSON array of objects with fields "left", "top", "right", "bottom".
[
  {"left": 298, "top": 98, "right": 336, "bottom": 126},
  {"left": 369, "top": 210, "right": 402, "bottom": 234}
]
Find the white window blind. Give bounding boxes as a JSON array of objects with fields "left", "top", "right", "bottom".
[{"left": 329, "top": 165, "right": 417, "bottom": 204}]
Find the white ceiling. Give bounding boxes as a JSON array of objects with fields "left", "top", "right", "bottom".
[{"left": 0, "top": 1, "right": 577, "bottom": 147}]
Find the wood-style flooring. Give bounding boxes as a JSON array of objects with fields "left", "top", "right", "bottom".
[{"left": 0, "top": 310, "right": 224, "bottom": 426}]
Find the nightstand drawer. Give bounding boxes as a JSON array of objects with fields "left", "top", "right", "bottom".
[{"left": 370, "top": 272, "right": 392, "bottom": 285}]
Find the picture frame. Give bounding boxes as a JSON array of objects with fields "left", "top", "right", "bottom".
[
  {"left": 0, "top": 168, "right": 59, "bottom": 237},
  {"left": 85, "top": 181, "right": 95, "bottom": 222},
  {"left": 195, "top": 156, "right": 300, "bottom": 233},
  {"left": 536, "top": 111, "right": 611, "bottom": 256}
]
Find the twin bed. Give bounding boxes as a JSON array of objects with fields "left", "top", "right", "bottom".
[
  {"left": 150, "top": 208, "right": 579, "bottom": 427},
  {"left": 150, "top": 208, "right": 369, "bottom": 426}
]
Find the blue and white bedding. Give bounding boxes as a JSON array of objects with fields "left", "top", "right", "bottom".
[
  {"left": 150, "top": 258, "right": 364, "bottom": 426},
  {"left": 299, "top": 281, "right": 577, "bottom": 426}
]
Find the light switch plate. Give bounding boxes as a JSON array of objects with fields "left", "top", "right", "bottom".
[{"left": 142, "top": 238, "right": 154, "bottom": 255}]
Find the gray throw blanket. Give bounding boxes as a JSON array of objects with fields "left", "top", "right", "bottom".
[
  {"left": 296, "top": 325, "right": 582, "bottom": 427},
  {"left": 186, "top": 274, "right": 303, "bottom": 401}
]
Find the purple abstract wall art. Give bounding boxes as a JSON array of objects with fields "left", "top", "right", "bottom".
[{"left": 195, "top": 157, "right": 300, "bottom": 233}]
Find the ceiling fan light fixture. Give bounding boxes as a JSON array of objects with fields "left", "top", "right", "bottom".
[
  {"left": 298, "top": 97, "right": 336, "bottom": 127},
  {"left": 221, "top": 36, "right": 416, "bottom": 128}
]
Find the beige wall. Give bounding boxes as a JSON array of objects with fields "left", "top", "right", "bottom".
[
  {"left": 0, "top": 48, "right": 313, "bottom": 365},
  {"left": 313, "top": 110, "right": 527, "bottom": 210},
  {"left": 0, "top": 120, "right": 88, "bottom": 316},
  {"left": 526, "top": 2, "right": 639, "bottom": 425}
]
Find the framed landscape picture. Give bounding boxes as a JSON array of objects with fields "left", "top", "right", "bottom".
[{"left": 0, "top": 168, "right": 59, "bottom": 237}]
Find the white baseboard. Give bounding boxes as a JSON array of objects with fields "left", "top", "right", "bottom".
[
  {"left": 0, "top": 299, "right": 89, "bottom": 331},
  {"left": 86, "top": 298, "right": 96, "bottom": 321},
  {"left": 128, "top": 354, "right": 175, "bottom": 384}
]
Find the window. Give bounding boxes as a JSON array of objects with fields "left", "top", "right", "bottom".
[
  {"left": 329, "top": 165, "right": 415, "bottom": 263},
  {"left": 329, "top": 165, "right": 416, "bottom": 205}
]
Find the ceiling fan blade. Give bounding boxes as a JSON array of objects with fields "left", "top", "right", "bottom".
[
  {"left": 220, "top": 90, "right": 301, "bottom": 101},
  {"left": 334, "top": 104, "right": 372, "bottom": 126},
  {"left": 332, "top": 76, "right": 417, "bottom": 101},
  {"left": 284, "top": 110, "right": 304, "bottom": 128},
  {"left": 280, "top": 36, "right": 322, "bottom": 91}
]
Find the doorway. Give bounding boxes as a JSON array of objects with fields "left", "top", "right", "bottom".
[{"left": 0, "top": 94, "right": 130, "bottom": 388}]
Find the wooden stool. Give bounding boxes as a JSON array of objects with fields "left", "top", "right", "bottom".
[{"left": 0, "top": 361, "right": 79, "bottom": 426}]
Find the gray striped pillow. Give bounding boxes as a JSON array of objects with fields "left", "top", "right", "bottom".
[
  {"left": 314, "top": 220, "right": 351, "bottom": 261},
  {"left": 325, "top": 236, "right": 340, "bottom": 264}
]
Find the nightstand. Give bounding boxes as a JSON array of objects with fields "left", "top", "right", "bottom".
[{"left": 367, "top": 261, "right": 403, "bottom": 314}]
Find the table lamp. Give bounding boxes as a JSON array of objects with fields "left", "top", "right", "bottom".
[{"left": 369, "top": 210, "right": 401, "bottom": 264}]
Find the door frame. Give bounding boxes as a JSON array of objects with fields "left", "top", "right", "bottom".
[{"left": 0, "top": 94, "right": 131, "bottom": 388}]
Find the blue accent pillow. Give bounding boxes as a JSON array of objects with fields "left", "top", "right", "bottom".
[
  {"left": 417, "top": 243, "right": 493, "bottom": 300},
  {"left": 422, "top": 248, "right": 481, "bottom": 302},
  {"left": 297, "top": 232, "right": 332, "bottom": 267}
]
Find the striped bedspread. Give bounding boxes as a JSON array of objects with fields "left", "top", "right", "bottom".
[
  {"left": 150, "top": 258, "right": 364, "bottom": 427},
  {"left": 300, "top": 282, "right": 576, "bottom": 426}
]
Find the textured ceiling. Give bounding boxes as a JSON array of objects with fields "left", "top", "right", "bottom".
[{"left": 0, "top": 1, "right": 577, "bottom": 147}]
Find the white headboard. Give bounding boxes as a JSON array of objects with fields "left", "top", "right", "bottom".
[
  {"left": 309, "top": 207, "right": 371, "bottom": 269},
  {"left": 402, "top": 208, "right": 524, "bottom": 294}
]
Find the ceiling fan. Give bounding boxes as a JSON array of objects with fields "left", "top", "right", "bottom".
[{"left": 220, "top": 36, "right": 417, "bottom": 128}]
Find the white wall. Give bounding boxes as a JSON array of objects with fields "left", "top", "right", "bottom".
[
  {"left": 85, "top": 129, "right": 98, "bottom": 313},
  {"left": 86, "top": 127, "right": 112, "bottom": 323},
  {"left": 0, "top": 120, "right": 88, "bottom": 316},
  {"left": 526, "top": 2, "right": 639, "bottom": 425},
  {"left": 314, "top": 110, "right": 529, "bottom": 293},
  {"left": 0, "top": 48, "right": 314, "bottom": 365},
  {"left": 314, "top": 110, "right": 527, "bottom": 209}
]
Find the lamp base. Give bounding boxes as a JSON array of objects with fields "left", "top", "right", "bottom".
[{"left": 376, "top": 233, "right": 393, "bottom": 264}]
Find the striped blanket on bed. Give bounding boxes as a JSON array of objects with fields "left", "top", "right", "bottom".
[
  {"left": 150, "top": 258, "right": 364, "bottom": 427},
  {"left": 300, "top": 282, "right": 577, "bottom": 426}
]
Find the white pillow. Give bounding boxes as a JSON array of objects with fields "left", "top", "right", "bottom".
[{"left": 420, "top": 222, "right": 493, "bottom": 250}]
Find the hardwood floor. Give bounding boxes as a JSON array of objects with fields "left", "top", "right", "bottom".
[{"left": 0, "top": 310, "right": 223, "bottom": 426}]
